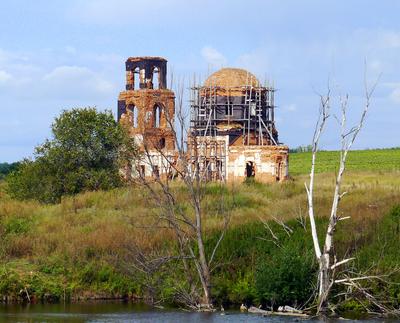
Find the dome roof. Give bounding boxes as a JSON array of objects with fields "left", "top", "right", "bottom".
[{"left": 204, "top": 68, "right": 260, "bottom": 88}]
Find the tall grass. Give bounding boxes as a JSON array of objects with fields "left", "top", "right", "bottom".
[
  {"left": 1, "top": 171, "right": 399, "bottom": 260},
  {"left": 0, "top": 166, "right": 399, "bottom": 305}
]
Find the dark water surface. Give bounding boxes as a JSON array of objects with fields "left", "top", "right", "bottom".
[{"left": 0, "top": 302, "right": 386, "bottom": 322}]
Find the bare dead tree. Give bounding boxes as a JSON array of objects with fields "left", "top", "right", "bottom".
[
  {"left": 128, "top": 76, "right": 230, "bottom": 311},
  {"left": 305, "top": 71, "right": 381, "bottom": 315}
]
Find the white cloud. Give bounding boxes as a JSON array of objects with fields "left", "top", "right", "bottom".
[
  {"left": 0, "top": 46, "right": 121, "bottom": 101},
  {"left": 283, "top": 103, "right": 297, "bottom": 112},
  {"left": 236, "top": 48, "right": 270, "bottom": 75},
  {"left": 88, "top": 53, "right": 123, "bottom": 65},
  {"left": 70, "top": 0, "right": 176, "bottom": 24},
  {"left": 382, "top": 82, "right": 400, "bottom": 104},
  {"left": 43, "top": 65, "right": 90, "bottom": 82},
  {"left": 0, "top": 48, "right": 28, "bottom": 65},
  {"left": 0, "top": 70, "right": 12, "bottom": 84},
  {"left": 390, "top": 86, "right": 400, "bottom": 104},
  {"left": 65, "top": 46, "right": 77, "bottom": 55},
  {"left": 201, "top": 46, "right": 227, "bottom": 68},
  {"left": 380, "top": 31, "right": 400, "bottom": 48},
  {"left": 369, "top": 59, "right": 383, "bottom": 73},
  {"left": 42, "top": 65, "right": 115, "bottom": 99}
]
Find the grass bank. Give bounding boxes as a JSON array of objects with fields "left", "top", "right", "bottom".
[{"left": 0, "top": 149, "right": 399, "bottom": 314}]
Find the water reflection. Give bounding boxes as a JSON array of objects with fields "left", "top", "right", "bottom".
[{"left": 0, "top": 302, "right": 384, "bottom": 322}]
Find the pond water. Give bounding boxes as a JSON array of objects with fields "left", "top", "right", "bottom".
[{"left": 0, "top": 302, "right": 387, "bottom": 322}]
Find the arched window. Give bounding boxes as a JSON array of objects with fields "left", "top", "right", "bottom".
[
  {"left": 225, "top": 103, "right": 233, "bottom": 116},
  {"left": 158, "top": 137, "right": 166, "bottom": 149},
  {"left": 133, "top": 67, "right": 140, "bottom": 89},
  {"left": 133, "top": 106, "right": 138, "bottom": 128},
  {"left": 152, "top": 67, "right": 160, "bottom": 89},
  {"left": 128, "top": 104, "right": 138, "bottom": 128},
  {"left": 154, "top": 104, "right": 162, "bottom": 128}
]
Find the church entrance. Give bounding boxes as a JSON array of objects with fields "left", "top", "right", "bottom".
[{"left": 245, "top": 161, "right": 255, "bottom": 178}]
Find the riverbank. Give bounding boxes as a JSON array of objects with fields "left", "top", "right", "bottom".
[{"left": 0, "top": 149, "right": 399, "bottom": 316}]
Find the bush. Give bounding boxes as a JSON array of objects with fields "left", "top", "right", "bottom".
[
  {"left": 228, "top": 272, "right": 257, "bottom": 304},
  {"left": 255, "top": 246, "right": 316, "bottom": 308},
  {"left": 0, "top": 266, "right": 23, "bottom": 296},
  {"left": 79, "top": 263, "right": 98, "bottom": 284}
]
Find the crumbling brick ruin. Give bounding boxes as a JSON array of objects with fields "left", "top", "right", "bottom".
[
  {"left": 117, "top": 57, "right": 289, "bottom": 182},
  {"left": 190, "top": 68, "right": 289, "bottom": 182},
  {"left": 117, "top": 57, "right": 176, "bottom": 178}
]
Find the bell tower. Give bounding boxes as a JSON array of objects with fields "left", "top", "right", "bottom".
[{"left": 118, "top": 56, "right": 175, "bottom": 151}]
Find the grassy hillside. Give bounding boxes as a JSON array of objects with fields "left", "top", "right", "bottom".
[
  {"left": 290, "top": 148, "right": 400, "bottom": 175},
  {"left": 0, "top": 149, "right": 399, "bottom": 312}
]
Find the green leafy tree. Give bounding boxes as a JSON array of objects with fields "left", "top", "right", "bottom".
[{"left": 7, "top": 108, "right": 137, "bottom": 203}]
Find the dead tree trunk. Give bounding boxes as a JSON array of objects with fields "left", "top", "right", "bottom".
[
  {"left": 128, "top": 77, "right": 229, "bottom": 310},
  {"left": 305, "top": 73, "right": 378, "bottom": 315}
]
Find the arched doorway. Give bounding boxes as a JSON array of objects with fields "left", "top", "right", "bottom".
[{"left": 245, "top": 161, "right": 255, "bottom": 178}]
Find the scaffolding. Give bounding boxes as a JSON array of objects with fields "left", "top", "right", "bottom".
[
  {"left": 189, "top": 76, "right": 278, "bottom": 146},
  {"left": 189, "top": 75, "right": 279, "bottom": 182},
  {"left": 189, "top": 136, "right": 227, "bottom": 182}
]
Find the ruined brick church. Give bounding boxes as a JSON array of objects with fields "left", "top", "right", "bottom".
[{"left": 117, "top": 56, "right": 288, "bottom": 182}]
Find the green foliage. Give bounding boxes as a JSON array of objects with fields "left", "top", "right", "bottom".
[
  {"left": 38, "top": 257, "right": 68, "bottom": 276},
  {"left": 6, "top": 108, "right": 137, "bottom": 203},
  {"left": 0, "top": 266, "right": 23, "bottom": 295},
  {"left": 355, "top": 205, "right": 400, "bottom": 270},
  {"left": 78, "top": 262, "right": 138, "bottom": 295},
  {"left": 206, "top": 219, "right": 319, "bottom": 307},
  {"left": 255, "top": 245, "right": 316, "bottom": 307},
  {"left": 0, "top": 162, "right": 20, "bottom": 179},
  {"left": 3, "top": 159, "right": 45, "bottom": 201},
  {"left": 290, "top": 148, "right": 400, "bottom": 175},
  {"left": 0, "top": 263, "right": 66, "bottom": 301},
  {"left": 4, "top": 217, "right": 32, "bottom": 235},
  {"left": 228, "top": 272, "right": 257, "bottom": 304},
  {"left": 0, "top": 260, "right": 140, "bottom": 302},
  {"left": 80, "top": 263, "right": 99, "bottom": 284},
  {"left": 337, "top": 298, "right": 369, "bottom": 319}
]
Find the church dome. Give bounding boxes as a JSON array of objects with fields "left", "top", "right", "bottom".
[{"left": 204, "top": 68, "right": 260, "bottom": 88}]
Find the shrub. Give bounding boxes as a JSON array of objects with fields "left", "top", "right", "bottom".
[
  {"left": 79, "top": 263, "right": 98, "bottom": 284},
  {"left": 0, "top": 266, "right": 23, "bottom": 296},
  {"left": 255, "top": 246, "right": 316, "bottom": 308},
  {"left": 228, "top": 272, "right": 257, "bottom": 304}
]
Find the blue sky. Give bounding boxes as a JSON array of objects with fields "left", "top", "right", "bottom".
[{"left": 0, "top": 0, "right": 399, "bottom": 162}]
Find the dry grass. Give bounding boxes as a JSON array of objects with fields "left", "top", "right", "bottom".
[
  {"left": 0, "top": 169, "right": 399, "bottom": 305},
  {"left": 1, "top": 170, "right": 399, "bottom": 264}
]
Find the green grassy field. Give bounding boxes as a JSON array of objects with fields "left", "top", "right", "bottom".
[{"left": 289, "top": 148, "right": 400, "bottom": 175}]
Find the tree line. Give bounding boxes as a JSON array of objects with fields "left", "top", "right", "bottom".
[{"left": 0, "top": 162, "right": 20, "bottom": 179}]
